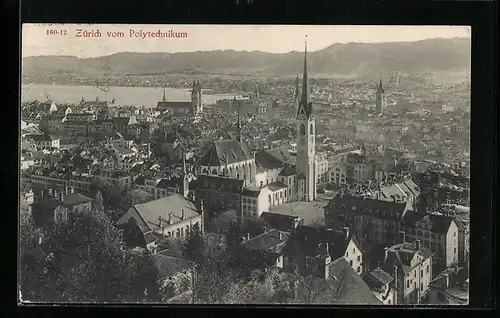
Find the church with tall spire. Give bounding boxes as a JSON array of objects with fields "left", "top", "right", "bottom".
[
  {"left": 376, "top": 74, "right": 386, "bottom": 114},
  {"left": 295, "top": 36, "right": 317, "bottom": 202}
]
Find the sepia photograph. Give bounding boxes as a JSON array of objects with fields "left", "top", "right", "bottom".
[{"left": 19, "top": 24, "right": 471, "bottom": 305}]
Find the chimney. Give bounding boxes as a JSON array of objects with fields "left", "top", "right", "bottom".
[
  {"left": 384, "top": 247, "right": 389, "bottom": 262},
  {"left": 181, "top": 209, "right": 185, "bottom": 220},
  {"left": 158, "top": 216, "right": 162, "bottom": 228},
  {"left": 394, "top": 265, "right": 398, "bottom": 289},
  {"left": 343, "top": 227, "right": 350, "bottom": 239},
  {"left": 279, "top": 231, "right": 283, "bottom": 240},
  {"left": 60, "top": 191, "right": 64, "bottom": 202},
  {"left": 415, "top": 239, "right": 421, "bottom": 251},
  {"left": 325, "top": 242, "right": 329, "bottom": 255},
  {"left": 247, "top": 233, "right": 250, "bottom": 240},
  {"left": 40, "top": 190, "right": 44, "bottom": 199},
  {"left": 168, "top": 213, "right": 172, "bottom": 225},
  {"left": 399, "top": 231, "right": 406, "bottom": 244}
]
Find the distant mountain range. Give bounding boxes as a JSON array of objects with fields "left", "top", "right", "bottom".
[{"left": 22, "top": 37, "right": 471, "bottom": 79}]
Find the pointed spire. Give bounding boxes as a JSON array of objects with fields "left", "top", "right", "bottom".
[
  {"left": 301, "top": 35, "right": 310, "bottom": 105},
  {"left": 297, "top": 35, "right": 312, "bottom": 118},
  {"left": 377, "top": 72, "right": 385, "bottom": 94}
]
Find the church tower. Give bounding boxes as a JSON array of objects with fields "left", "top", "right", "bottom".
[
  {"left": 191, "top": 80, "right": 202, "bottom": 115},
  {"left": 296, "top": 37, "right": 317, "bottom": 202},
  {"left": 376, "top": 75, "right": 386, "bottom": 114},
  {"left": 294, "top": 74, "right": 300, "bottom": 111}
]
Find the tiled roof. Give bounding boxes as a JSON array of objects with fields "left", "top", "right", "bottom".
[
  {"left": 331, "top": 194, "right": 409, "bottom": 221},
  {"left": 289, "top": 225, "right": 351, "bottom": 260},
  {"left": 196, "top": 175, "right": 245, "bottom": 194},
  {"left": 151, "top": 254, "right": 190, "bottom": 279},
  {"left": 297, "top": 258, "right": 383, "bottom": 305},
  {"left": 385, "top": 242, "right": 432, "bottom": 274},
  {"left": 62, "top": 193, "right": 93, "bottom": 206},
  {"left": 266, "top": 181, "right": 288, "bottom": 192},
  {"left": 363, "top": 267, "right": 394, "bottom": 290},
  {"left": 255, "top": 147, "right": 295, "bottom": 169},
  {"left": 242, "top": 229, "right": 289, "bottom": 252},
  {"left": 278, "top": 165, "right": 296, "bottom": 176},
  {"left": 198, "top": 139, "right": 252, "bottom": 166},
  {"left": 428, "top": 214, "right": 456, "bottom": 235},
  {"left": 241, "top": 187, "right": 261, "bottom": 197},
  {"left": 128, "top": 194, "right": 200, "bottom": 231},
  {"left": 259, "top": 212, "right": 303, "bottom": 232}
]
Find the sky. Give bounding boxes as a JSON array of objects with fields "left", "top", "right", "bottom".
[{"left": 22, "top": 24, "right": 471, "bottom": 58}]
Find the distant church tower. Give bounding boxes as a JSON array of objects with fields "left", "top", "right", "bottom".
[
  {"left": 191, "top": 80, "right": 202, "bottom": 115},
  {"left": 296, "top": 37, "right": 317, "bottom": 202},
  {"left": 376, "top": 76, "right": 386, "bottom": 114}
]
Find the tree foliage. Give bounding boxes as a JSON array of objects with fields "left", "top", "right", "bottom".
[{"left": 19, "top": 208, "right": 161, "bottom": 303}]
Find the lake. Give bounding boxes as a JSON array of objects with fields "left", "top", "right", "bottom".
[{"left": 21, "top": 84, "right": 241, "bottom": 108}]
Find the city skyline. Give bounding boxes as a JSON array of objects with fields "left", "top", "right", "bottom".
[{"left": 22, "top": 24, "right": 470, "bottom": 58}]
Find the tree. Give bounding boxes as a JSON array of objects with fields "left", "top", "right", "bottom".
[
  {"left": 19, "top": 208, "right": 161, "bottom": 303},
  {"left": 221, "top": 268, "right": 289, "bottom": 304},
  {"left": 94, "top": 190, "right": 104, "bottom": 212}
]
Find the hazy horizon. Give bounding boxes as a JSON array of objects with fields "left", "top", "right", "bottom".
[{"left": 22, "top": 24, "right": 471, "bottom": 58}]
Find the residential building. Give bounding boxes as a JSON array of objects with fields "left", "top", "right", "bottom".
[
  {"left": 239, "top": 229, "right": 290, "bottom": 269},
  {"left": 363, "top": 267, "right": 397, "bottom": 305},
  {"left": 30, "top": 187, "right": 93, "bottom": 227},
  {"left": 325, "top": 193, "right": 414, "bottom": 250},
  {"left": 382, "top": 233, "right": 433, "bottom": 304},
  {"left": 195, "top": 175, "right": 244, "bottom": 225},
  {"left": 403, "top": 211, "right": 459, "bottom": 273},
  {"left": 26, "top": 134, "right": 61, "bottom": 150},
  {"left": 116, "top": 193, "right": 203, "bottom": 239},
  {"left": 428, "top": 265, "right": 468, "bottom": 305},
  {"left": 283, "top": 225, "right": 364, "bottom": 278}
]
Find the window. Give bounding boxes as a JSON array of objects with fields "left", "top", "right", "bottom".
[
  {"left": 346, "top": 252, "right": 349, "bottom": 257},
  {"left": 357, "top": 255, "right": 361, "bottom": 262},
  {"left": 406, "top": 280, "right": 409, "bottom": 288},
  {"left": 300, "top": 124, "right": 306, "bottom": 135},
  {"left": 353, "top": 248, "right": 355, "bottom": 254},
  {"left": 310, "top": 123, "right": 314, "bottom": 134},
  {"left": 349, "top": 260, "right": 353, "bottom": 266},
  {"left": 454, "top": 247, "right": 457, "bottom": 254},
  {"left": 420, "top": 270, "right": 423, "bottom": 278},
  {"left": 454, "top": 232, "right": 456, "bottom": 237},
  {"left": 426, "top": 265, "right": 429, "bottom": 273}
]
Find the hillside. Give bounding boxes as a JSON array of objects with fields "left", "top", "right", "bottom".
[{"left": 22, "top": 37, "right": 471, "bottom": 79}]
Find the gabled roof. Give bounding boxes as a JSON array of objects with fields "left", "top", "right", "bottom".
[
  {"left": 259, "top": 212, "right": 303, "bottom": 232},
  {"left": 385, "top": 242, "right": 433, "bottom": 274},
  {"left": 265, "top": 181, "right": 288, "bottom": 192},
  {"left": 124, "top": 194, "right": 200, "bottom": 231},
  {"left": 198, "top": 139, "right": 252, "bottom": 166},
  {"left": 241, "top": 187, "right": 261, "bottom": 198},
  {"left": 196, "top": 175, "right": 245, "bottom": 194},
  {"left": 332, "top": 194, "right": 409, "bottom": 221},
  {"left": 278, "top": 165, "right": 296, "bottom": 176},
  {"left": 289, "top": 225, "right": 352, "bottom": 260},
  {"left": 151, "top": 253, "right": 190, "bottom": 279},
  {"left": 363, "top": 267, "right": 394, "bottom": 289},
  {"left": 296, "top": 258, "right": 383, "bottom": 305},
  {"left": 241, "top": 229, "right": 290, "bottom": 252},
  {"left": 62, "top": 193, "right": 93, "bottom": 207},
  {"left": 255, "top": 147, "right": 296, "bottom": 169}
]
